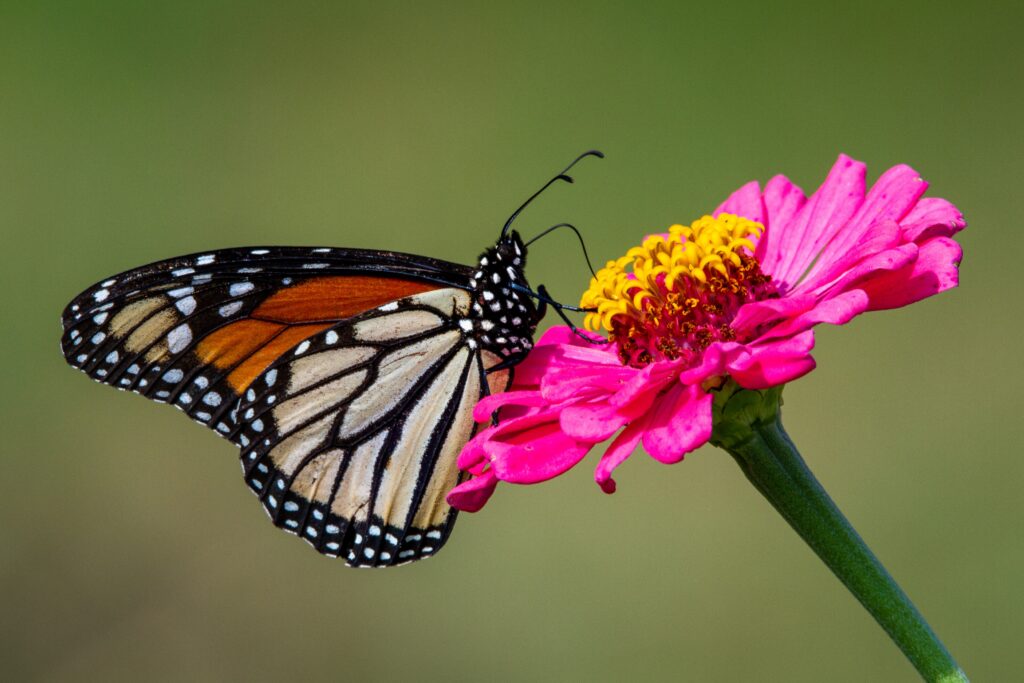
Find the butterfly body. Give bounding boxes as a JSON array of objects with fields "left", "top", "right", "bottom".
[{"left": 61, "top": 232, "right": 541, "bottom": 567}]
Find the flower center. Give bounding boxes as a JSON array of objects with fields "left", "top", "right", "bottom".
[{"left": 581, "top": 213, "right": 776, "bottom": 368}]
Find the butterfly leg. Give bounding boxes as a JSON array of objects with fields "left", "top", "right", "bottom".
[{"left": 529, "top": 284, "right": 609, "bottom": 345}]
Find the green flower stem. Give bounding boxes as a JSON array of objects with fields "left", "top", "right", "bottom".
[{"left": 710, "top": 385, "right": 967, "bottom": 683}]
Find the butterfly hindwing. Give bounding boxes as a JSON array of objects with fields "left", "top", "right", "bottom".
[{"left": 233, "top": 288, "right": 511, "bottom": 567}]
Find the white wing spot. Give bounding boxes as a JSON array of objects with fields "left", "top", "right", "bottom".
[
  {"left": 364, "top": 548, "right": 375, "bottom": 559},
  {"left": 196, "top": 254, "right": 215, "bottom": 265},
  {"left": 284, "top": 501, "right": 299, "bottom": 512},
  {"left": 325, "top": 330, "right": 339, "bottom": 344},
  {"left": 326, "top": 524, "right": 340, "bottom": 534},
  {"left": 294, "top": 340, "right": 311, "bottom": 355},
  {"left": 251, "top": 419, "right": 264, "bottom": 432},
  {"left": 105, "top": 351, "right": 119, "bottom": 364},
  {"left": 168, "top": 286, "right": 193, "bottom": 298},
  {"left": 172, "top": 268, "right": 194, "bottom": 277},
  {"left": 265, "top": 369, "right": 278, "bottom": 386},
  {"left": 368, "top": 525, "right": 381, "bottom": 536},
  {"left": 203, "top": 391, "right": 221, "bottom": 407},
  {"left": 251, "top": 249, "right": 270, "bottom": 255},
  {"left": 91, "top": 332, "right": 106, "bottom": 344},
  {"left": 101, "top": 279, "right": 116, "bottom": 287},
  {"left": 219, "top": 301, "right": 243, "bottom": 317},
  {"left": 379, "top": 302, "right": 399, "bottom": 312},
  {"left": 93, "top": 312, "right": 108, "bottom": 325},
  {"left": 175, "top": 296, "right": 196, "bottom": 315},
  {"left": 193, "top": 376, "right": 209, "bottom": 389},
  {"left": 302, "top": 263, "right": 329, "bottom": 269},
  {"left": 229, "top": 282, "right": 254, "bottom": 297},
  {"left": 426, "top": 530, "right": 442, "bottom": 540},
  {"left": 167, "top": 324, "right": 193, "bottom": 353},
  {"left": 94, "top": 289, "right": 110, "bottom": 302}
]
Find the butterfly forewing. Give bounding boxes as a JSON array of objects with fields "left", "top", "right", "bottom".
[{"left": 60, "top": 247, "right": 469, "bottom": 436}]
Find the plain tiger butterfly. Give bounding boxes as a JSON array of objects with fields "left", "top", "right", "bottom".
[{"left": 60, "top": 151, "right": 603, "bottom": 567}]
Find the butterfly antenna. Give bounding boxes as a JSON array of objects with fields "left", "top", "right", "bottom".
[
  {"left": 525, "top": 222, "right": 599, "bottom": 278},
  {"left": 501, "top": 150, "right": 605, "bottom": 239}
]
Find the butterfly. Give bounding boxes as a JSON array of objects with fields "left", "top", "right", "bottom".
[{"left": 60, "top": 151, "right": 603, "bottom": 568}]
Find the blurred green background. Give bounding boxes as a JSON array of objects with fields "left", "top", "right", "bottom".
[{"left": 2, "top": 2, "right": 1020, "bottom": 681}]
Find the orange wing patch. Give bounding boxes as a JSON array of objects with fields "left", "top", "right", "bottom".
[
  {"left": 252, "top": 276, "right": 439, "bottom": 324},
  {"left": 199, "top": 276, "right": 442, "bottom": 393}
]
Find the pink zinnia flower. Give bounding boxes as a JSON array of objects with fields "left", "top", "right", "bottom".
[{"left": 448, "top": 154, "right": 965, "bottom": 511}]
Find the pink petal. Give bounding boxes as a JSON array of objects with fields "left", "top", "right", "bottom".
[
  {"left": 714, "top": 180, "right": 764, "bottom": 224},
  {"left": 609, "top": 360, "right": 678, "bottom": 408},
  {"left": 472, "top": 390, "right": 547, "bottom": 422},
  {"left": 536, "top": 326, "right": 585, "bottom": 347},
  {"left": 794, "top": 219, "right": 904, "bottom": 295},
  {"left": 541, "top": 364, "right": 634, "bottom": 402},
  {"left": 560, "top": 402, "right": 628, "bottom": 441},
  {"left": 458, "top": 407, "right": 564, "bottom": 470},
  {"left": 726, "top": 331, "right": 817, "bottom": 389},
  {"left": 804, "top": 163, "right": 927, "bottom": 286},
  {"left": 900, "top": 198, "right": 966, "bottom": 242},
  {"left": 447, "top": 469, "right": 499, "bottom": 512},
  {"left": 759, "top": 244, "right": 919, "bottom": 341},
  {"left": 769, "top": 155, "right": 866, "bottom": 289},
  {"left": 757, "top": 175, "right": 807, "bottom": 266},
  {"left": 861, "top": 237, "right": 962, "bottom": 311},
  {"left": 594, "top": 418, "right": 647, "bottom": 494},
  {"left": 678, "top": 340, "right": 747, "bottom": 385},
  {"left": 731, "top": 293, "right": 818, "bottom": 335},
  {"left": 641, "top": 383, "right": 713, "bottom": 464},
  {"left": 488, "top": 422, "right": 591, "bottom": 484},
  {"left": 758, "top": 289, "right": 871, "bottom": 342}
]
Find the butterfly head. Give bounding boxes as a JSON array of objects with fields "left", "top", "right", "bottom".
[{"left": 467, "top": 230, "right": 541, "bottom": 361}]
